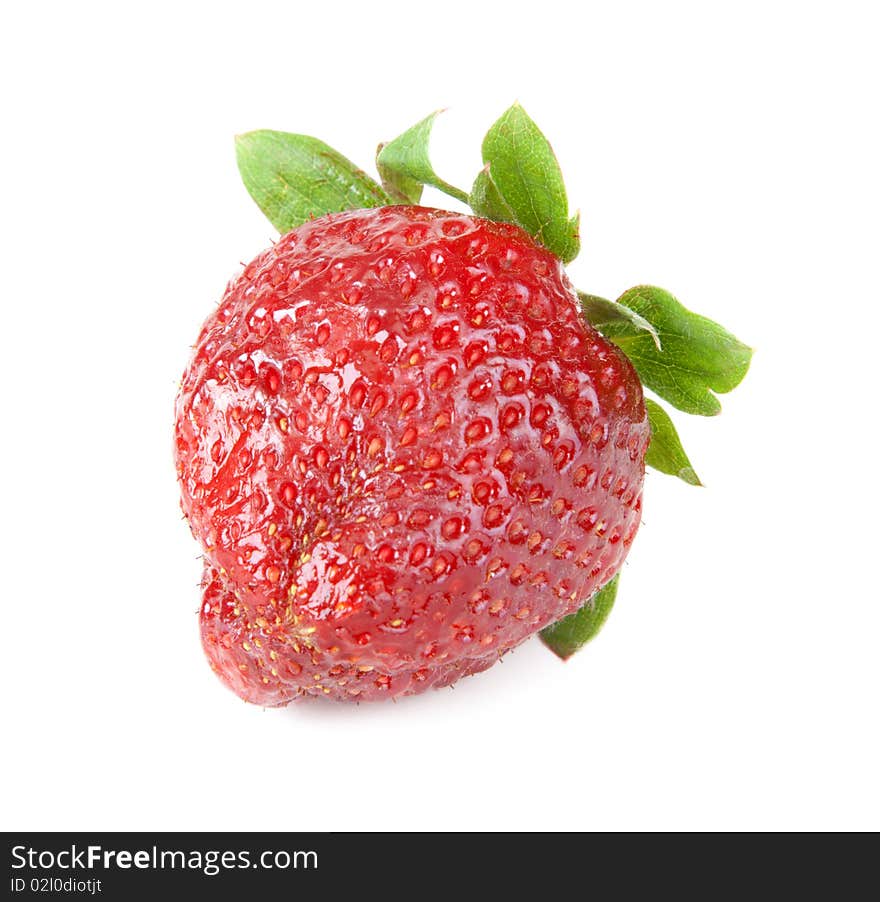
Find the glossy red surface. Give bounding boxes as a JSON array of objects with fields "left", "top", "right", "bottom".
[{"left": 175, "top": 207, "right": 648, "bottom": 703}]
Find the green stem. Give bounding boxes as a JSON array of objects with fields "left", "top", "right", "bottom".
[{"left": 431, "top": 180, "right": 470, "bottom": 205}]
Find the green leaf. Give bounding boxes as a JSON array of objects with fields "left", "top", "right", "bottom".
[
  {"left": 375, "top": 111, "right": 469, "bottom": 205},
  {"left": 235, "top": 130, "right": 391, "bottom": 233},
  {"left": 579, "top": 292, "right": 661, "bottom": 351},
  {"left": 540, "top": 575, "right": 620, "bottom": 660},
  {"left": 376, "top": 144, "right": 424, "bottom": 204},
  {"left": 469, "top": 165, "right": 518, "bottom": 223},
  {"left": 644, "top": 399, "right": 702, "bottom": 485},
  {"left": 479, "top": 102, "right": 580, "bottom": 263},
  {"left": 595, "top": 286, "right": 752, "bottom": 416}
]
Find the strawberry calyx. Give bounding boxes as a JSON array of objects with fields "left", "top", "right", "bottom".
[
  {"left": 233, "top": 104, "right": 752, "bottom": 659},
  {"left": 376, "top": 110, "right": 470, "bottom": 206}
]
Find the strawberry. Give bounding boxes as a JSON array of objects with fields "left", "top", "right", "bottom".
[
  {"left": 175, "top": 105, "right": 751, "bottom": 704},
  {"left": 176, "top": 207, "right": 648, "bottom": 703}
]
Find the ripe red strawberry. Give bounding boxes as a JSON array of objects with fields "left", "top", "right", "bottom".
[
  {"left": 175, "top": 104, "right": 750, "bottom": 704},
  {"left": 175, "top": 206, "right": 648, "bottom": 703}
]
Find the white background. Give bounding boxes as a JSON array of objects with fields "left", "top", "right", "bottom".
[{"left": 2, "top": 1, "right": 878, "bottom": 831}]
